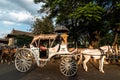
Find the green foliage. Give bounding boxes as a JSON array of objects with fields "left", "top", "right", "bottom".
[
  {"left": 32, "top": 16, "right": 54, "bottom": 35},
  {"left": 116, "top": 3, "right": 120, "bottom": 9},
  {"left": 69, "top": 2, "right": 105, "bottom": 22},
  {"left": 34, "top": 0, "right": 120, "bottom": 46},
  {"left": 100, "top": 31, "right": 114, "bottom": 46}
]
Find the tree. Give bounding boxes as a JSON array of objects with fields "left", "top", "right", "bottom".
[
  {"left": 31, "top": 16, "right": 54, "bottom": 35},
  {"left": 69, "top": 2, "right": 105, "bottom": 47},
  {"left": 96, "top": 0, "right": 120, "bottom": 46},
  {"left": 34, "top": 0, "right": 120, "bottom": 47},
  {"left": 107, "top": 2, "right": 120, "bottom": 45}
]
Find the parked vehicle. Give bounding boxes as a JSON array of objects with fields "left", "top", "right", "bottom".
[{"left": 14, "top": 34, "right": 80, "bottom": 76}]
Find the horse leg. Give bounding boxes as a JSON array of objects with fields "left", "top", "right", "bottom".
[
  {"left": 7, "top": 54, "right": 11, "bottom": 64},
  {"left": 77, "top": 54, "right": 83, "bottom": 65},
  {"left": 99, "top": 56, "right": 105, "bottom": 73},
  {"left": 0, "top": 52, "right": 4, "bottom": 63},
  {"left": 83, "top": 55, "right": 90, "bottom": 72}
]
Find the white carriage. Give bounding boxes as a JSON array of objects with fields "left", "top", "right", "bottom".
[{"left": 14, "top": 33, "right": 79, "bottom": 76}]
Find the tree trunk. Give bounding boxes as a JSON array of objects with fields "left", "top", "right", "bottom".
[
  {"left": 90, "top": 30, "right": 100, "bottom": 48},
  {"left": 113, "top": 33, "right": 118, "bottom": 46}
]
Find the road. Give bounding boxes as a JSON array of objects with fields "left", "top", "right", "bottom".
[{"left": 0, "top": 60, "right": 120, "bottom": 80}]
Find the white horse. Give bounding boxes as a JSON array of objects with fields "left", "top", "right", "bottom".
[{"left": 79, "top": 45, "right": 113, "bottom": 73}]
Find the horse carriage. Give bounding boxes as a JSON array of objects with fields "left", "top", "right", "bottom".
[
  {"left": 14, "top": 33, "right": 118, "bottom": 76},
  {"left": 14, "top": 33, "right": 80, "bottom": 76}
]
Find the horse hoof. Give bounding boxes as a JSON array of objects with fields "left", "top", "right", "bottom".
[
  {"left": 100, "top": 70, "right": 104, "bottom": 73},
  {"left": 104, "top": 61, "right": 109, "bottom": 64},
  {"left": 85, "top": 69, "right": 88, "bottom": 72},
  {"left": 5, "top": 60, "right": 7, "bottom": 63},
  {"left": 101, "top": 71, "right": 104, "bottom": 73},
  {"left": 1, "top": 60, "right": 3, "bottom": 63},
  {"left": 8, "top": 62, "right": 11, "bottom": 65}
]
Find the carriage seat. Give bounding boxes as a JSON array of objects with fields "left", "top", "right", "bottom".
[{"left": 48, "top": 44, "right": 60, "bottom": 53}]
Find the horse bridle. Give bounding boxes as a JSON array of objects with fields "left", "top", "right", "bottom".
[{"left": 108, "top": 45, "right": 115, "bottom": 53}]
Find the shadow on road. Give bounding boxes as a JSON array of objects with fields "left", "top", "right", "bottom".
[
  {"left": 67, "top": 74, "right": 79, "bottom": 80},
  {"left": 0, "top": 63, "right": 37, "bottom": 80},
  {"left": 0, "top": 69, "right": 26, "bottom": 80}
]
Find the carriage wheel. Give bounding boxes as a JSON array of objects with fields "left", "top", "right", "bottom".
[
  {"left": 15, "top": 48, "right": 33, "bottom": 72},
  {"left": 60, "top": 57, "right": 77, "bottom": 76}
]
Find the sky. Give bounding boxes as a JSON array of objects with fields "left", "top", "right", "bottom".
[{"left": 0, "top": 0, "right": 44, "bottom": 38}]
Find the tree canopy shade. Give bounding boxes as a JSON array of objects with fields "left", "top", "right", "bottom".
[{"left": 34, "top": 0, "right": 120, "bottom": 47}]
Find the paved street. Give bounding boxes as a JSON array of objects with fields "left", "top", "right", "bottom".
[{"left": 0, "top": 61, "right": 120, "bottom": 80}]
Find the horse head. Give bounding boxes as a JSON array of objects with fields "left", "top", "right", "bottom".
[{"left": 100, "top": 45, "right": 113, "bottom": 53}]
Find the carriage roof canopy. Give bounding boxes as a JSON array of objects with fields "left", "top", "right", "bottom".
[
  {"left": 54, "top": 26, "right": 69, "bottom": 33},
  {"left": 31, "top": 34, "right": 58, "bottom": 44}
]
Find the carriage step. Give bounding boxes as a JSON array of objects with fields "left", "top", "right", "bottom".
[
  {"left": 39, "top": 59, "right": 48, "bottom": 61},
  {"left": 38, "top": 60, "right": 48, "bottom": 67}
]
